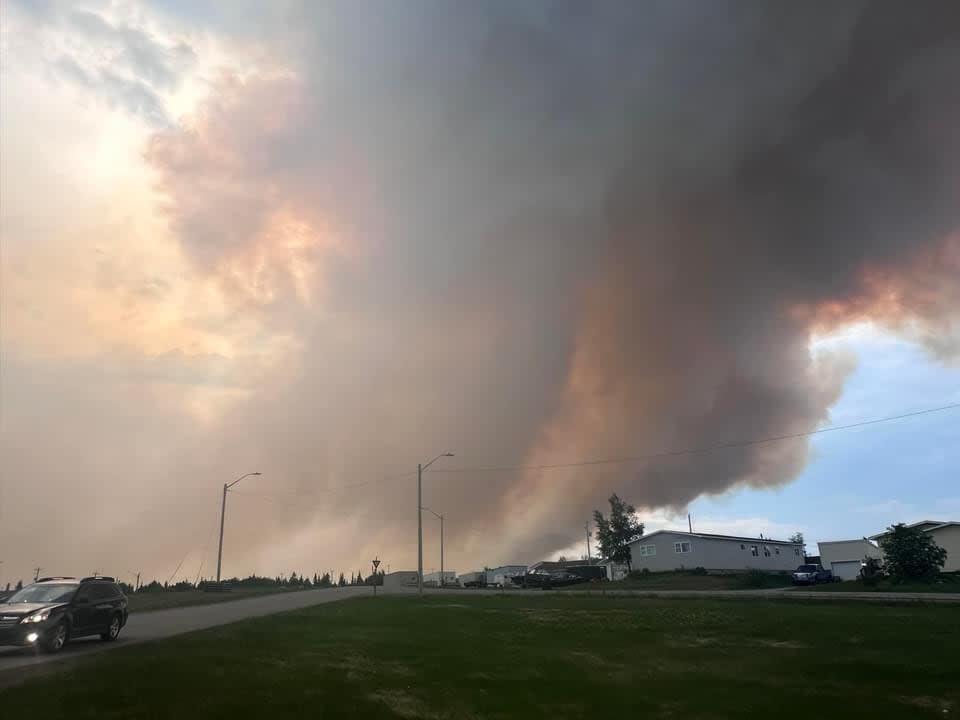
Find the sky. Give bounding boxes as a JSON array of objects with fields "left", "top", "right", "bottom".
[{"left": 0, "top": 0, "right": 958, "bottom": 587}]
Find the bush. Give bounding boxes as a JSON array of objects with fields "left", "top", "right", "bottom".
[
  {"left": 689, "top": 566, "right": 708, "bottom": 576},
  {"left": 880, "top": 523, "right": 947, "bottom": 583},
  {"left": 737, "top": 569, "right": 781, "bottom": 588},
  {"left": 860, "top": 557, "right": 883, "bottom": 586}
]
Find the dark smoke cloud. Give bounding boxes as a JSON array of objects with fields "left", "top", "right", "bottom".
[{"left": 2, "top": 1, "right": 958, "bottom": 581}]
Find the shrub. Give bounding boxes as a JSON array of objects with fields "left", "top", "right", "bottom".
[
  {"left": 860, "top": 557, "right": 883, "bottom": 586},
  {"left": 738, "top": 569, "right": 774, "bottom": 588},
  {"left": 880, "top": 523, "right": 947, "bottom": 583},
  {"left": 690, "top": 566, "right": 708, "bottom": 576}
]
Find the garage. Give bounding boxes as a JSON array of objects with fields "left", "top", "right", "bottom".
[{"left": 830, "top": 560, "right": 862, "bottom": 581}]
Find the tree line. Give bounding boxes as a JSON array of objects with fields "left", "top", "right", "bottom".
[{"left": 2, "top": 569, "right": 386, "bottom": 595}]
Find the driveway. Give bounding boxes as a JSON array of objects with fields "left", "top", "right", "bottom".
[{"left": 0, "top": 586, "right": 370, "bottom": 685}]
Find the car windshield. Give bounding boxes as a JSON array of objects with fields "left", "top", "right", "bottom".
[
  {"left": 4, "top": 584, "right": 77, "bottom": 604},
  {"left": 797, "top": 565, "right": 818, "bottom": 572}
]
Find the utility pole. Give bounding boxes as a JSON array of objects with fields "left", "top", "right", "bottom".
[
  {"left": 135, "top": 572, "right": 141, "bottom": 592},
  {"left": 416, "top": 453, "right": 454, "bottom": 595},
  {"left": 33, "top": 567, "right": 42, "bottom": 582},
  {"left": 422, "top": 507, "right": 445, "bottom": 588},
  {"left": 688, "top": 514, "right": 693, "bottom": 533},
  {"left": 585, "top": 522, "right": 592, "bottom": 563},
  {"left": 417, "top": 463, "right": 422, "bottom": 594},
  {"left": 216, "top": 472, "right": 262, "bottom": 584}
]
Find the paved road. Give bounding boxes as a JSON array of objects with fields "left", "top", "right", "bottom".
[{"left": 0, "top": 586, "right": 369, "bottom": 681}]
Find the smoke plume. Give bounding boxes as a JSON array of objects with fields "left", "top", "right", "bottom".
[{"left": 1, "top": 0, "right": 958, "bottom": 580}]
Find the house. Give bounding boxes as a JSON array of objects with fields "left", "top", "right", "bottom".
[
  {"left": 423, "top": 570, "right": 457, "bottom": 587},
  {"left": 382, "top": 571, "right": 419, "bottom": 589},
  {"left": 817, "top": 539, "right": 882, "bottom": 581},
  {"left": 485, "top": 565, "right": 527, "bottom": 587},
  {"left": 605, "top": 529, "right": 804, "bottom": 575},
  {"left": 869, "top": 520, "right": 959, "bottom": 572}
]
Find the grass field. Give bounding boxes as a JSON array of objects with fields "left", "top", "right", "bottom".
[
  {"left": 2, "top": 595, "right": 958, "bottom": 719},
  {"left": 808, "top": 575, "right": 960, "bottom": 594},
  {"left": 561, "top": 570, "right": 793, "bottom": 591},
  {"left": 125, "top": 587, "right": 306, "bottom": 613}
]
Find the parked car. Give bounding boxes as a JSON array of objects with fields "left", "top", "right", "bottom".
[
  {"left": 0, "top": 576, "right": 128, "bottom": 653},
  {"left": 791, "top": 564, "right": 834, "bottom": 585},
  {"left": 513, "top": 568, "right": 587, "bottom": 589},
  {"left": 565, "top": 565, "right": 607, "bottom": 583}
]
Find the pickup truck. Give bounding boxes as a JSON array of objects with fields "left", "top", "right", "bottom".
[{"left": 791, "top": 564, "right": 834, "bottom": 585}]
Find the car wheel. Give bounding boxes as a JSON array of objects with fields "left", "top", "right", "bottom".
[
  {"left": 101, "top": 614, "right": 122, "bottom": 642},
  {"left": 43, "top": 620, "right": 69, "bottom": 653}
]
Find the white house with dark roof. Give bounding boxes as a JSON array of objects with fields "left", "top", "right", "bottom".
[
  {"left": 869, "top": 520, "right": 959, "bottom": 572},
  {"left": 604, "top": 529, "right": 804, "bottom": 576}
]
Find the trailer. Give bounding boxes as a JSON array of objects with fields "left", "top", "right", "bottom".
[{"left": 459, "top": 571, "right": 486, "bottom": 588}]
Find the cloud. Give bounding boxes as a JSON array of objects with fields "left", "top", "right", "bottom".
[
  {"left": 2, "top": 0, "right": 959, "bottom": 584},
  {"left": 20, "top": 3, "right": 200, "bottom": 126}
]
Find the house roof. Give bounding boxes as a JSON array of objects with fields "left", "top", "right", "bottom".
[
  {"left": 868, "top": 520, "right": 958, "bottom": 540},
  {"left": 627, "top": 529, "right": 802, "bottom": 547},
  {"left": 818, "top": 538, "right": 880, "bottom": 547}
]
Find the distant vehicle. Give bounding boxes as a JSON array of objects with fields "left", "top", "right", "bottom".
[
  {"left": 459, "top": 572, "right": 486, "bottom": 588},
  {"left": 513, "top": 568, "right": 587, "bottom": 589},
  {"left": 792, "top": 564, "right": 834, "bottom": 585},
  {"left": 565, "top": 565, "right": 607, "bottom": 583},
  {"left": 0, "top": 576, "right": 128, "bottom": 653}
]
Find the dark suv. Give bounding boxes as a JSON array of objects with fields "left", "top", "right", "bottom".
[{"left": 0, "top": 577, "right": 128, "bottom": 652}]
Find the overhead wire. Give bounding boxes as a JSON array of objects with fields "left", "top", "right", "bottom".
[
  {"left": 227, "top": 402, "right": 958, "bottom": 502},
  {"left": 431, "top": 402, "right": 960, "bottom": 474}
]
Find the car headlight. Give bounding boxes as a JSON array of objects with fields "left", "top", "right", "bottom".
[{"left": 21, "top": 609, "right": 51, "bottom": 624}]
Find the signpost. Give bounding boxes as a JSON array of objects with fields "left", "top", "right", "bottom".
[{"left": 372, "top": 558, "right": 381, "bottom": 597}]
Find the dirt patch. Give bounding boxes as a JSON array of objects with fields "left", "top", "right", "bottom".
[
  {"left": 322, "top": 653, "right": 415, "bottom": 681},
  {"left": 896, "top": 696, "right": 954, "bottom": 714},
  {"left": 665, "top": 636, "right": 718, "bottom": 648},
  {"left": 368, "top": 689, "right": 439, "bottom": 719},
  {"left": 426, "top": 603, "right": 472, "bottom": 609},
  {"left": 754, "top": 639, "right": 808, "bottom": 649}
]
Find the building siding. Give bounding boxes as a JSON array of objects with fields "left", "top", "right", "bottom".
[
  {"left": 627, "top": 532, "right": 802, "bottom": 573},
  {"left": 819, "top": 540, "right": 882, "bottom": 576},
  {"left": 928, "top": 526, "right": 960, "bottom": 572}
]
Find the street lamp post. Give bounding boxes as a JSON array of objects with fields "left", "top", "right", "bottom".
[
  {"left": 418, "top": 453, "right": 453, "bottom": 595},
  {"left": 216, "top": 472, "right": 262, "bottom": 584},
  {"left": 422, "top": 507, "right": 444, "bottom": 588}
]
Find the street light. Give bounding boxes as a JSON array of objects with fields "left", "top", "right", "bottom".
[
  {"left": 421, "top": 507, "right": 445, "bottom": 588},
  {"left": 216, "top": 472, "right": 262, "bottom": 584},
  {"left": 418, "top": 453, "right": 453, "bottom": 595}
]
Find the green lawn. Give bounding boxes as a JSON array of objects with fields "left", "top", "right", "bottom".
[
  {"left": 125, "top": 587, "right": 307, "bottom": 613},
  {"left": 561, "top": 570, "right": 793, "bottom": 591},
  {"left": 2, "top": 595, "right": 958, "bottom": 719},
  {"left": 808, "top": 575, "right": 960, "bottom": 593}
]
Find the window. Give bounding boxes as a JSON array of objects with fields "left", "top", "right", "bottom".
[
  {"left": 794, "top": 548, "right": 800, "bottom": 556},
  {"left": 775, "top": 548, "right": 780, "bottom": 555},
  {"left": 750, "top": 545, "right": 759, "bottom": 557},
  {"left": 740, "top": 544, "right": 745, "bottom": 550},
  {"left": 91, "top": 583, "right": 117, "bottom": 600},
  {"left": 763, "top": 546, "right": 771, "bottom": 557},
  {"left": 637, "top": 544, "right": 657, "bottom": 557},
  {"left": 674, "top": 541, "right": 691, "bottom": 554}
]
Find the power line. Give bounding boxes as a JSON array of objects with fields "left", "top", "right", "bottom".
[
  {"left": 193, "top": 511, "right": 221, "bottom": 585},
  {"left": 227, "top": 401, "right": 959, "bottom": 501},
  {"left": 431, "top": 402, "right": 960, "bottom": 475}
]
